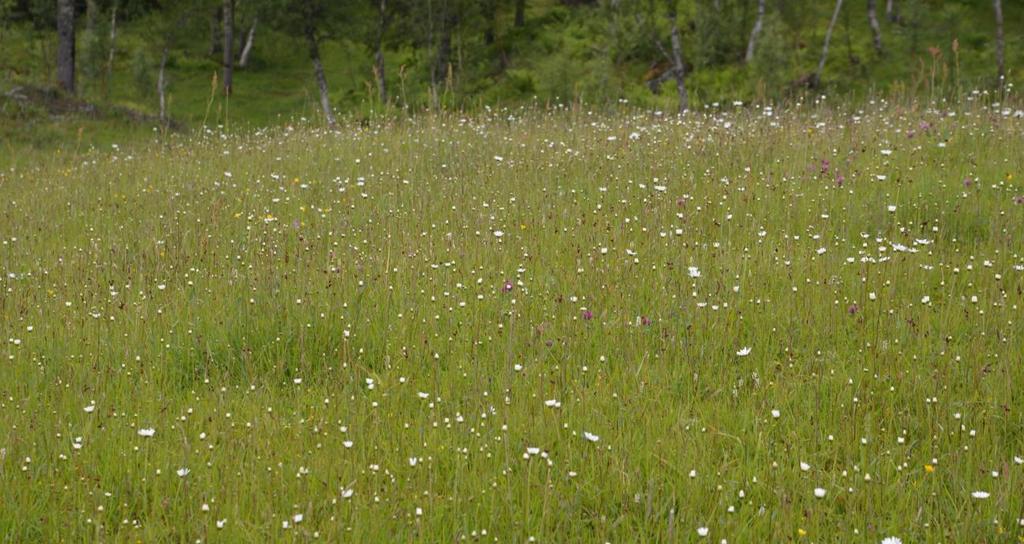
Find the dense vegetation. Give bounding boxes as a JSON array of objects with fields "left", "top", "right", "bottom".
[
  {"left": 1, "top": 0, "right": 1020, "bottom": 140},
  {"left": 1, "top": 101, "right": 1023, "bottom": 542}
]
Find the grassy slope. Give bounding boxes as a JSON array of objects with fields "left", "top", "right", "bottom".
[{"left": 0, "top": 104, "right": 1022, "bottom": 541}]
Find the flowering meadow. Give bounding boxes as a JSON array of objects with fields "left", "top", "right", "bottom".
[{"left": 1, "top": 102, "right": 1023, "bottom": 542}]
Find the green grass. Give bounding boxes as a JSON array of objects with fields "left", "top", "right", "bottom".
[{"left": 1, "top": 102, "right": 1023, "bottom": 542}]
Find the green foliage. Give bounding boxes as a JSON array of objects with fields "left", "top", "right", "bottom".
[
  {"left": 508, "top": 67, "right": 537, "bottom": 94},
  {"left": 80, "top": 26, "right": 109, "bottom": 86},
  {"left": 750, "top": 11, "right": 791, "bottom": 98},
  {"left": 130, "top": 46, "right": 152, "bottom": 97},
  {"left": 23, "top": 0, "right": 55, "bottom": 29},
  {"left": 0, "top": 0, "right": 1022, "bottom": 130},
  {"left": 0, "top": 0, "right": 15, "bottom": 23},
  {"left": 691, "top": 0, "right": 746, "bottom": 68}
]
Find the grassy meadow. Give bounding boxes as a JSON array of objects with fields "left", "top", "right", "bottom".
[{"left": 1, "top": 101, "right": 1024, "bottom": 542}]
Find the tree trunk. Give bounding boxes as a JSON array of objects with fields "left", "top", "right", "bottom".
[
  {"left": 867, "top": 0, "right": 883, "bottom": 54},
  {"left": 158, "top": 47, "right": 168, "bottom": 122},
  {"left": 885, "top": 0, "right": 896, "bottom": 22},
  {"left": 994, "top": 0, "right": 1005, "bottom": 88},
  {"left": 374, "top": 0, "right": 388, "bottom": 103},
  {"left": 222, "top": 0, "right": 234, "bottom": 95},
  {"left": 238, "top": 18, "right": 257, "bottom": 68},
  {"left": 305, "top": 26, "right": 336, "bottom": 128},
  {"left": 666, "top": 2, "right": 689, "bottom": 114},
  {"left": 427, "top": 0, "right": 437, "bottom": 108},
  {"left": 483, "top": 0, "right": 496, "bottom": 45},
  {"left": 745, "top": 0, "right": 765, "bottom": 63},
  {"left": 56, "top": 0, "right": 76, "bottom": 94},
  {"left": 812, "top": 0, "right": 844, "bottom": 88},
  {"left": 107, "top": 4, "right": 117, "bottom": 83},
  {"left": 514, "top": 0, "right": 525, "bottom": 28},
  {"left": 432, "top": 11, "right": 456, "bottom": 97}
]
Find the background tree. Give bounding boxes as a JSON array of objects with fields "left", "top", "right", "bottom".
[
  {"left": 867, "top": 0, "right": 882, "bottom": 54},
  {"left": 261, "top": 0, "right": 357, "bottom": 126},
  {"left": 811, "top": 0, "right": 843, "bottom": 87},
  {"left": 0, "top": 0, "right": 14, "bottom": 34},
  {"left": 238, "top": 15, "right": 257, "bottom": 67},
  {"left": 664, "top": 0, "right": 688, "bottom": 112},
  {"left": 152, "top": 0, "right": 201, "bottom": 122},
  {"left": 79, "top": 0, "right": 116, "bottom": 95},
  {"left": 482, "top": 0, "right": 496, "bottom": 45},
  {"left": 745, "top": 0, "right": 765, "bottom": 63},
  {"left": 395, "top": 0, "right": 480, "bottom": 108},
  {"left": 749, "top": 10, "right": 790, "bottom": 97},
  {"left": 107, "top": 1, "right": 119, "bottom": 93},
  {"left": 56, "top": 0, "right": 75, "bottom": 93},
  {"left": 994, "top": 0, "right": 1004, "bottom": 88},
  {"left": 223, "top": 0, "right": 234, "bottom": 95},
  {"left": 632, "top": 0, "right": 690, "bottom": 113},
  {"left": 429, "top": 0, "right": 458, "bottom": 107},
  {"left": 303, "top": 1, "right": 333, "bottom": 126},
  {"left": 691, "top": 0, "right": 746, "bottom": 68},
  {"left": 373, "top": 0, "right": 388, "bottom": 103},
  {"left": 0, "top": 0, "right": 1018, "bottom": 124}
]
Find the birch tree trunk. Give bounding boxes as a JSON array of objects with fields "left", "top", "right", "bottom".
[
  {"left": 238, "top": 19, "right": 257, "bottom": 68},
  {"left": 222, "top": 0, "right": 234, "bottom": 95},
  {"left": 745, "top": 0, "right": 765, "bottom": 63},
  {"left": 667, "top": 2, "right": 689, "bottom": 114},
  {"left": 107, "top": 4, "right": 117, "bottom": 84},
  {"left": 375, "top": 0, "right": 388, "bottom": 103},
  {"left": 994, "top": 0, "right": 1005, "bottom": 88},
  {"left": 886, "top": 0, "right": 896, "bottom": 22},
  {"left": 158, "top": 48, "right": 168, "bottom": 122},
  {"left": 812, "top": 0, "right": 843, "bottom": 88},
  {"left": 868, "top": 0, "right": 883, "bottom": 53},
  {"left": 305, "top": 25, "right": 336, "bottom": 128},
  {"left": 56, "top": 0, "right": 76, "bottom": 94}
]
